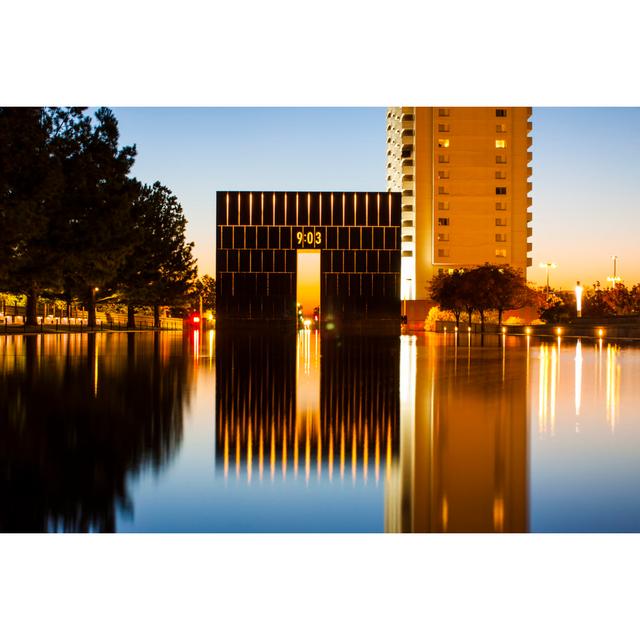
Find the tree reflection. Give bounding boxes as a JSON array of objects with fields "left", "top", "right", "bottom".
[{"left": 0, "top": 332, "right": 192, "bottom": 532}]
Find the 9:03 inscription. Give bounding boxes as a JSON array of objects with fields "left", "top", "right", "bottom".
[{"left": 295, "top": 227, "right": 323, "bottom": 248}]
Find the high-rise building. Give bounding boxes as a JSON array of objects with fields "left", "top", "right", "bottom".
[{"left": 386, "top": 107, "right": 533, "bottom": 307}]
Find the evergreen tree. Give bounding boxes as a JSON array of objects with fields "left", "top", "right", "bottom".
[
  {"left": 0, "top": 107, "right": 88, "bottom": 326},
  {"left": 57, "top": 108, "right": 137, "bottom": 328},
  {"left": 115, "top": 181, "right": 197, "bottom": 328}
]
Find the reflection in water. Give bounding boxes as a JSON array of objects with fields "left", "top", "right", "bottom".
[
  {"left": 575, "top": 340, "right": 582, "bottom": 421},
  {"left": 606, "top": 344, "right": 620, "bottom": 430},
  {"left": 215, "top": 331, "right": 400, "bottom": 491},
  {"left": 3, "top": 329, "right": 640, "bottom": 533},
  {"left": 0, "top": 333, "right": 193, "bottom": 532},
  {"left": 390, "top": 334, "right": 528, "bottom": 532}
]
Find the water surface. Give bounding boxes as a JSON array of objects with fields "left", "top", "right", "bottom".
[{"left": 1, "top": 330, "right": 639, "bottom": 532}]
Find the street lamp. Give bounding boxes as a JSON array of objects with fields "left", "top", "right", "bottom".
[
  {"left": 607, "top": 255, "right": 621, "bottom": 286},
  {"left": 539, "top": 262, "right": 557, "bottom": 295},
  {"left": 403, "top": 277, "right": 412, "bottom": 324},
  {"left": 575, "top": 281, "right": 583, "bottom": 318}
]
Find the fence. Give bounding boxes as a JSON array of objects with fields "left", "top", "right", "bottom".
[{"left": 0, "top": 310, "right": 183, "bottom": 332}]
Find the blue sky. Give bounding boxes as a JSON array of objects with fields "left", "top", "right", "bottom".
[{"left": 112, "top": 107, "right": 640, "bottom": 289}]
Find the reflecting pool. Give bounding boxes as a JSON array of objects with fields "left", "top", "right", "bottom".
[{"left": 1, "top": 330, "right": 640, "bottom": 532}]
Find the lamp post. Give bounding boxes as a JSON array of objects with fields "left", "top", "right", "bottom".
[
  {"left": 539, "top": 262, "right": 557, "bottom": 295},
  {"left": 607, "top": 255, "right": 621, "bottom": 286},
  {"left": 575, "top": 280, "right": 583, "bottom": 318}
]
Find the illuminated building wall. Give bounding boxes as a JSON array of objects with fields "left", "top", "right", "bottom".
[
  {"left": 386, "top": 107, "right": 533, "bottom": 302},
  {"left": 215, "top": 191, "right": 401, "bottom": 325}
]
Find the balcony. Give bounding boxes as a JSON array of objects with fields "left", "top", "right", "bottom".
[
  {"left": 401, "top": 133, "right": 414, "bottom": 145},
  {"left": 402, "top": 159, "right": 414, "bottom": 167},
  {"left": 527, "top": 257, "right": 533, "bottom": 267},
  {"left": 527, "top": 242, "right": 533, "bottom": 252},
  {"left": 527, "top": 211, "right": 533, "bottom": 222},
  {"left": 527, "top": 196, "right": 533, "bottom": 207},
  {"left": 527, "top": 151, "right": 533, "bottom": 163},
  {"left": 527, "top": 226, "right": 533, "bottom": 237}
]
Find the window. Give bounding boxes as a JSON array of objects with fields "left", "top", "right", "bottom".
[
  {"left": 495, "top": 233, "right": 507, "bottom": 242},
  {"left": 438, "top": 138, "right": 450, "bottom": 148},
  {"left": 402, "top": 220, "right": 413, "bottom": 227},
  {"left": 496, "top": 109, "right": 507, "bottom": 117},
  {"left": 495, "top": 139, "right": 506, "bottom": 148},
  {"left": 438, "top": 249, "right": 450, "bottom": 258},
  {"left": 438, "top": 123, "right": 450, "bottom": 132},
  {"left": 495, "top": 170, "right": 506, "bottom": 179},
  {"left": 496, "top": 202, "right": 507, "bottom": 211},
  {"left": 438, "top": 217, "right": 450, "bottom": 226},
  {"left": 496, "top": 187, "right": 507, "bottom": 195},
  {"left": 496, "top": 155, "right": 507, "bottom": 164},
  {"left": 437, "top": 233, "right": 450, "bottom": 241},
  {"left": 495, "top": 249, "right": 507, "bottom": 257},
  {"left": 438, "top": 108, "right": 450, "bottom": 117},
  {"left": 438, "top": 185, "right": 449, "bottom": 195},
  {"left": 438, "top": 170, "right": 450, "bottom": 179},
  {"left": 495, "top": 217, "right": 507, "bottom": 226},
  {"left": 438, "top": 154, "right": 450, "bottom": 163},
  {"left": 438, "top": 202, "right": 449, "bottom": 210},
  {"left": 496, "top": 124, "right": 506, "bottom": 133}
]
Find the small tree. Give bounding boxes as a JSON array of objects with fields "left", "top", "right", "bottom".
[
  {"left": 193, "top": 275, "right": 216, "bottom": 314},
  {"left": 487, "top": 265, "right": 532, "bottom": 326},
  {"left": 429, "top": 270, "right": 466, "bottom": 327},
  {"left": 115, "top": 181, "right": 197, "bottom": 328}
]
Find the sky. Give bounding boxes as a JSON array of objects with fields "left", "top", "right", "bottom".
[{"left": 111, "top": 107, "right": 640, "bottom": 290}]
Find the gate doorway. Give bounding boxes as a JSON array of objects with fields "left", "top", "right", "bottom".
[{"left": 296, "top": 250, "right": 321, "bottom": 326}]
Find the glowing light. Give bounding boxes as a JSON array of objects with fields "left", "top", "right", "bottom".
[
  {"left": 454, "top": 326, "right": 459, "bottom": 333},
  {"left": 555, "top": 327, "right": 563, "bottom": 336},
  {"left": 575, "top": 281, "right": 583, "bottom": 317},
  {"left": 493, "top": 497, "right": 505, "bottom": 532},
  {"left": 441, "top": 496, "right": 449, "bottom": 532},
  {"left": 501, "top": 327, "right": 507, "bottom": 334},
  {"left": 606, "top": 344, "right": 620, "bottom": 430},
  {"left": 598, "top": 328, "right": 604, "bottom": 337},
  {"left": 525, "top": 327, "right": 532, "bottom": 335},
  {"left": 575, "top": 339, "right": 583, "bottom": 418}
]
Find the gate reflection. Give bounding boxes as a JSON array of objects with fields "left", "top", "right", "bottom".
[
  {"left": 215, "top": 331, "right": 528, "bottom": 533},
  {"left": 215, "top": 331, "right": 400, "bottom": 487}
]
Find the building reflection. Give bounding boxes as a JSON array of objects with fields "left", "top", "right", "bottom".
[
  {"left": 0, "top": 332, "right": 193, "bottom": 532},
  {"left": 215, "top": 331, "right": 400, "bottom": 485},
  {"left": 388, "top": 334, "right": 529, "bottom": 533}
]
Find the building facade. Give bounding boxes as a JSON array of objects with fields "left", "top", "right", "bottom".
[
  {"left": 386, "top": 107, "right": 533, "bottom": 304},
  {"left": 216, "top": 191, "right": 401, "bottom": 327}
]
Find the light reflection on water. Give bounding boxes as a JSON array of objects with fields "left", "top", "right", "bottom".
[{"left": 1, "top": 330, "right": 640, "bottom": 532}]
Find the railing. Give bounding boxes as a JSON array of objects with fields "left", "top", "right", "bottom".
[{"left": 0, "top": 312, "right": 184, "bottom": 332}]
